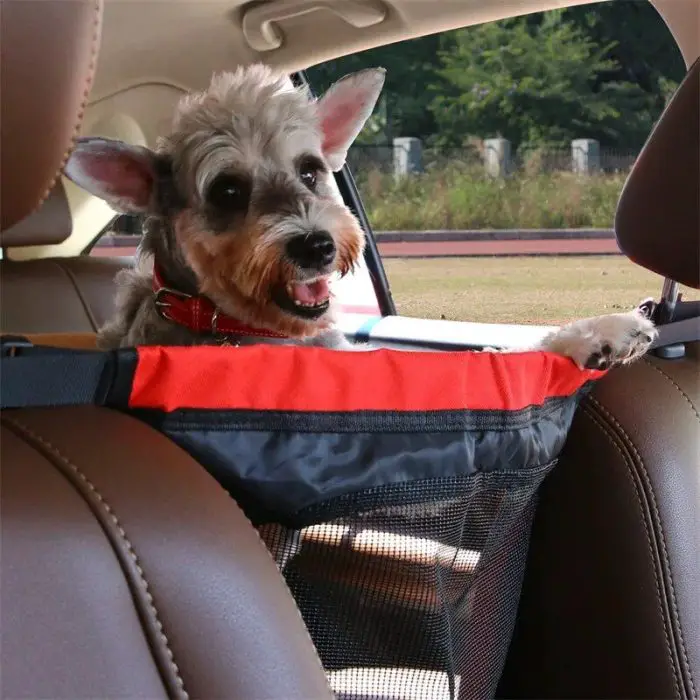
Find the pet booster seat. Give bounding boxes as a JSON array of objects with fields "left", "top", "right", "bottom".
[{"left": 1, "top": 339, "right": 606, "bottom": 699}]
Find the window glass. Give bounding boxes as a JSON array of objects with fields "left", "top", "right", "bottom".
[{"left": 307, "top": 1, "right": 698, "bottom": 325}]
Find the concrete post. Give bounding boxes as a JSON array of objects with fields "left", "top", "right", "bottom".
[
  {"left": 484, "top": 138, "right": 511, "bottom": 177},
  {"left": 393, "top": 137, "right": 423, "bottom": 178},
  {"left": 571, "top": 139, "right": 601, "bottom": 174}
]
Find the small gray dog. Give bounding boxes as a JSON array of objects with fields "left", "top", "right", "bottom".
[
  {"left": 64, "top": 64, "right": 656, "bottom": 569},
  {"left": 66, "top": 64, "right": 381, "bottom": 350},
  {"left": 64, "top": 63, "right": 656, "bottom": 370}
]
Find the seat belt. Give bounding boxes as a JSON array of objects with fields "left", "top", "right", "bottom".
[{"left": 0, "top": 336, "right": 134, "bottom": 409}]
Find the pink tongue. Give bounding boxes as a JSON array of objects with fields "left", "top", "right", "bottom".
[{"left": 292, "top": 278, "right": 330, "bottom": 305}]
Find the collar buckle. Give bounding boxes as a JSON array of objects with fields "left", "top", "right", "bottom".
[{"left": 154, "top": 286, "right": 193, "bottom": 321}]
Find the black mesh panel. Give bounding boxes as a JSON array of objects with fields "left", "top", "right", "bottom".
[{"left": 258, "top": 464, "right": 553, "bottom": 700}]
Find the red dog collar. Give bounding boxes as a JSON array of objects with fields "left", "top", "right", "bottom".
[{"left": 152, "top": 265, "right": 288, "bottom": 340}]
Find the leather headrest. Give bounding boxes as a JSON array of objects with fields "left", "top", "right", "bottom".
[
  {"left": 615, "top": 58, "right": 700, "bottom": 289},
  {"left": 0, "top": 182, "right": 73, "bottom": 248},
  {"left": 0, "top": 0, "right": 103, "bottom": 237}
]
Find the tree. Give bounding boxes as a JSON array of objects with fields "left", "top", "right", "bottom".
[
  {"left": 306, "top": 34, "right": 442, "bottom": 142},
  {"left": 563, "top": 1, "right": 684, "bottom": 93},
  {"left": 562, "top": 1, "right": 684, "bottom": 148},
  {"left": 303, "top": 1, "right": 685, "bottom": 151},
  {"left": 429, "top": 10, "right": 658, "bottom": 149}
]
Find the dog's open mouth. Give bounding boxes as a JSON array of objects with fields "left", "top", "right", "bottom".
[{"left": 273, "top": 277, "right": 331, "bottom": 319}]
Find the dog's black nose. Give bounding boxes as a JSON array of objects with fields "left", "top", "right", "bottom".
[{"left": 286, "top": 232, "right": 336, "bottom": 268}]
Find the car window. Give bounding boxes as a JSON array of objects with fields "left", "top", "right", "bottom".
[{"left": 306, "top": 0, "right": 698, "bottom": 326}]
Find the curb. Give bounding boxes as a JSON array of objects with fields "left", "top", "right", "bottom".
[
  {"left": 379, "top": 251, "right": 621, "bottom": 259},
  {"left": 374, "top": 229, "right": 615, "bottom": 242},
  {"left": 96, "top": 229, "right": 616, "bottom": 247}
]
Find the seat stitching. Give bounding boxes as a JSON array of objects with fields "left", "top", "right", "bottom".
[
  {"left": 152, "top": 438, "right": 330, "bottom": 689},
  {"left": 220, "top": 500, "right": 333, "bottom": 688},
  {"left": 589, "top": 396, "right": 696, "bottom": 697},
  {"left": 51, "top": 260, "right": 100, "bottom": 331},
  {"left": 581, "top": 405, "right": 681, "bottom": 699},
  {"left": 33, "top": 0, "right": 102, "bottom": 214},
  {"left": 642, "top": 358, "right": 699, "bottom": 421},
  {"left": 165, "top": 441, "right": 331, "bottom": 689},
  {"left": 2, "top": 416, "right": 189, "bottom": 700}
]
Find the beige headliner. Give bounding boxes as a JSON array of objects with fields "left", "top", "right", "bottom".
[{"left": 11, "top": 0, "right": 699, "bottom": 260}]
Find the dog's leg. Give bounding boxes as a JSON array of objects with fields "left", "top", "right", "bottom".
[
  {"left": 96, "top": 265, "right": 154, "bottom": 349},
  {"left": 529, "top": 309, "right": 658, "bottom": 369}
]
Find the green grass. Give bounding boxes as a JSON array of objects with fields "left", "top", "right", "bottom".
[
  {"left": 356, "top": 167, "right": 626, "bottom": 230},
  {"left": 383, "top": 256, "right": 700, "bottom": 325},
  {"left": 359, "top": 166, "right": 700, "bottom": 325}
]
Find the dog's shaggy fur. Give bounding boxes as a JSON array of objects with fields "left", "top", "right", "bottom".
[
  {"left": 66, "top": 65, "right": 386, "bottom": 349},
  {"left": 64, "top": 64, "right": 656, "bottom": 364},
  {"left": 64, "top": 64, "right": 657, "bottom": 570}
]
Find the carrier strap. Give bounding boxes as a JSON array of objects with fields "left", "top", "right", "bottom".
[
  {"left": 0, "top": 337, "right": 135, "bottom": 409},
  {"left": 2, "top": 316, "right": 698, "bottom": 411}
]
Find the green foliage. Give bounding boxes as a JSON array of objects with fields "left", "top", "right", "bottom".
[
  {"left": 429, "top": 12, "right": 624, "bottom": 148},
  {"left": 307, "top": 33, "right": 442, "bottom": 141},
  {"left": 305, "top": 1, "right": 684, "bottom": 151},
  {"left": 562, "top": 1, "right": 684, "bottom": 148},
  {"left": 356, "top": 166, "right": 627, "bottom": 230},
  {"left": 563, "top": 1, "right": 684, "bottom": 93}
]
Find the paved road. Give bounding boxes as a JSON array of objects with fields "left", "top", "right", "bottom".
[{"left": 93, "top": 237, "right": 621, "bottom": 259}]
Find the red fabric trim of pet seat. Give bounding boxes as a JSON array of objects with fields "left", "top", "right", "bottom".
[{"left": 129, "top": 345, "right": 606, "bottom": 413}]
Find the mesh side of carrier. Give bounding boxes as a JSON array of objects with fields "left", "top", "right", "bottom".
[
  {"left": 258, "top": 466, "right": 553, "bottom": 700},
  {"left": 1, "top": 345, "right": 605, "bottom": 699},
  {"left": 120, "top": 345, "right": 601, "bottom": 700}
]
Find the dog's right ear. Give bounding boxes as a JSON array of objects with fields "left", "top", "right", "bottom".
[
  {"left": 315, "top": 67, "right": 386, "bottom": 171},
  {"left": 63, "top": 137, "right": 159, "bottom": 213}
]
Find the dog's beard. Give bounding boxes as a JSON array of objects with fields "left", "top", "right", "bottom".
[
  {"left": 252, "top": 207, "right": 363, "bottom": 322},
  {"left": 173, "top": 208, "right": 363, "bottom": 336}
]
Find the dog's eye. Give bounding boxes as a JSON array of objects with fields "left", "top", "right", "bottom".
[
  {"left": 299, "top": 157, "right": 324, "bottom": 191},
  {"left": 207, "top": 174, "right": 249, "bottom": 211},
  {"left": 300, "top": 165, "right": 317, "bottom": 190}
]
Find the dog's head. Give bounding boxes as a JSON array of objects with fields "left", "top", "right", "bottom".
[{"left": 64, "top": 64, "right": 385, "bottom": 337}]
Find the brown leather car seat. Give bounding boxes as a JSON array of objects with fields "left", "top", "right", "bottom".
[
  {"left": 0, "top": 0, "right": 129, "bottom": 336},
  {"left": 0, "top": 3, "right": 333, "bottom": 698},
  {"left": 2, "top": 408, "right": 334, "bottom": 699},
  {"left": 0, "top": 247, "right": 128, "bottom": 335},
  {"left": 0, "top": 164, "right": 130, "bottom": 336},
  {"left": 498, "top": 58, "right": 699, "bottom": 700}
]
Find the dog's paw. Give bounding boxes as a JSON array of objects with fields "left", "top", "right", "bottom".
[{"left": 542, "top": 309, "right": 658, "bottom": 370}]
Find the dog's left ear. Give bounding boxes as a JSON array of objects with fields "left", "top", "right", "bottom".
[
  {"left": 63, "top": 137, "right": 160, "bottom": 213},
  {"left": 315, "top": 67, "right": 386, "bottom": 171}
]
